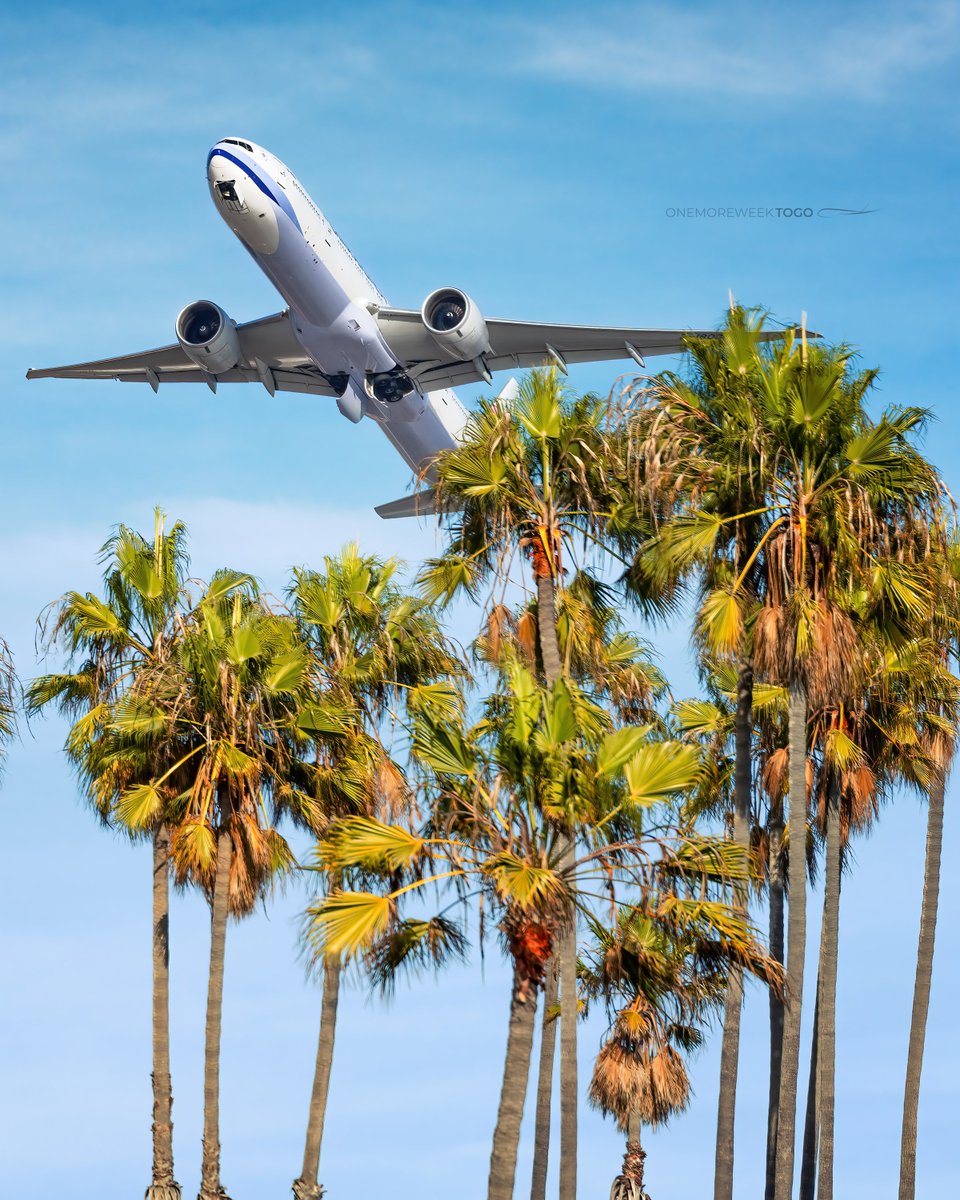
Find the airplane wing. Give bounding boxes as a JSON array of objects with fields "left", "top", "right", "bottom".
[
  {"left": 375, "top": 308, "right": 797, "bottom": 391},
  {"left": 26, "top": 310, "right": 338, "bottom": 397}
]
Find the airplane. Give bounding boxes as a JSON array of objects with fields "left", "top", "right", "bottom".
[{"left": 27, "top": 136, "right": 739, "bottom": 518}]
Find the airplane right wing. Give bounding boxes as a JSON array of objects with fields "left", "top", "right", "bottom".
[
  {"left": 375, "top": 308, "right": 803, "bottom": 391},
  {"left": 26, "top": 310, "right": 338, "bottom": 397}
]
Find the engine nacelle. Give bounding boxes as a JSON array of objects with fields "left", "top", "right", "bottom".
[
  {"left": 176, "top": 301, "right": 241, "bottom": 374},
  {"left": 420, "top": 287, "right": 490, "bottom": 362}
]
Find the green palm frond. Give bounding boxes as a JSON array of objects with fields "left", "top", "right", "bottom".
[
  {"left": 596, "top": 726, "right": 656, "bottom": 777},
  {"left": 484, "top": 852, "right": 564, "bottom": 909},
  {"left": 0, "top": 640, "right": 17, "bottom": 759},
  {"left": 308, "top": 890, "right": 392, "bottom": 957},
  {"left": 115, "top": 782, "right": 164, "bottom": 830},
  {"left": 672, "top": 699, "right": 727, "bottom": 738},
  {"left": 321, "top": 816, "right": 425, "bottom": 872},
  {"left": 406, "top": 681, "right": 463, "bottom": 721},
  {"left": 621, "top": 743, "right": 702, "bottom": 807},
  {"left": 367, "top": 915, "right": 467, "bottom": 992},
  {"left": 412, "top": 717, "right": 477, "bottom": 778},
  {"left": 417, "top": 554, "right": 487, "bottom": 606}
]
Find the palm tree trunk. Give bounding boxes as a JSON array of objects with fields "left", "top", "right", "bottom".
[
  {"left": 558, "top": 920, "right": 578, "bottom": 1200},
  {"left": 536, "top": 568, "right": 578, "bottom": 1200},
  {"left": 613, "top": 1114, "right": 646, "bottom": 1200},
  {"left": 773, "top": 682, "right": 808, "bottom": 1200},
  {"left": 199, "top": 825, "right": 233, "bottom": 1200},
  {"left": 765, "top": 808, "right": 785, "bottom": 1200},
  {"left": 800, "top": 846, "right": 830, "bottom": 1200},
  {"left": 148, "top": 824, "right": 181, "bottom": 1200},
  {"left": 535, "top": 572, "right": 563, "bottom": 688},
  {"left": 713, "top": 655, "right": 753, "bottom": 1200},
  {"left": 627, "top": 1109, "right": 641, "bottom": 1146},
  {"left": 899, "top": 761, "right": 947, "bottom": 1200},
  {"left": 797, "top": 973, "right": 820, "bottom": 1200},
  {"left": 529, "top": 959, "right": 559, "bottom": 1200},
  {"left": 817, "top": 781, "right": 841, "bottom": 1200},
  {"left": 488, "top": 959, "right": 539, "bottom": 1200},
  {"left": 293, "top": 956, "right": 342, "bottom": 1200}
]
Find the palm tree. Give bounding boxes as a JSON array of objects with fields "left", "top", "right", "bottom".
[
  {"left": 744, "top": 337, "right": 942, "bottom": 1200},
  {"left": 899, "top": 751, "right": 952, "bottom": 1199},
  {"left": 897, "top": 536, "right": 960, "bottom": 1200},
  {"left": 420, "top": 368, "right": 635, "bottom": 1200},
  {"left": 27, "top": 512, "right": 190, "bottom": 1200},
  {"left": 119, "top": 577, "right": 311, "bottom": 1200},
  {"left": 582, "top": 904, "right": 781, "bottom": 1200},
  {"left": 805, "top": 620, "right": 955, "bottom": 1198},
  {"left": 502, "top": 575, "right": 667, "bottom": 1200},
  {"left": 672, "top": 664, "right": 793, "bottom": 1200},
  {"left": 624, "top": 305, "right": 790, "bottom": 1200},
  {"left": 310, "top": 659, "right": 714, "bottom": 1200},
  {"left": 634, "top": 320, "right": 943, "bottom": 1199},
  {"left": 288, "top": 544, "right": 462, "bottom": 1200}
]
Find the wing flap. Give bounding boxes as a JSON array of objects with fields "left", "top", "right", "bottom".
[{"left": 29, "top": 362, "right": 336, "bottom": 397}]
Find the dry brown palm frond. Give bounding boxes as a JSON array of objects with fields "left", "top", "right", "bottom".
[
  {"left": 753, "top": 604, "right": 788, "bottom": 683},
  {"left": 755, "top": 595, "right": 856, "bottom": 709},
  {"left": 590, "top": 1035, "right": 644, "bottom": 1129},
  {"left": 516, "top": 610, "right": 538, "bottom": 667},
  {"left": 761, "top": 746, "right": 789, "bottom": 800},
  {"left": 842, "top": 764, "right": 879, "bottom": 836},
  {"left": 482, "top": 603, "right": 513, "bottom": 665},
  {"left": 589, "top": 1013, "right": 691, "bottom": 1131},
  {"left": 803, "top": 602, "right": 857, "bottom": 708},
  {"left": 227, "top": 809, "right": 274, "bottom": 915},
  {"left": 375, "top": 757, "right": 408, "bottom": 824}
]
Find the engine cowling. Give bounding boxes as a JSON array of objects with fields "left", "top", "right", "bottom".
[
  {"left": 176, "top": 301, "right": 241, "bottom": 374},
  {"left": 420, "top": 287, "right": 490, "bottom": 361}
]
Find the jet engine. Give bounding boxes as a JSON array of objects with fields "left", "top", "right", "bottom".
[
  {"left": 175, "top": 301, "right": 242, "bottom": 374},
  {"left": 420, "top": 287, "right": 490, "bottom": 361}
]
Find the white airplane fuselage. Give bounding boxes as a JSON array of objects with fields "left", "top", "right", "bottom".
[{"left": 206, "top": 137, "right": 468, "bottom": 474}]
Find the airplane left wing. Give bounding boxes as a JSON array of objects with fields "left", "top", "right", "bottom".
[
  {"left": 26, "top": 310, "right": 338, "bottom": 397},
  {"left": 374, "top": 308, "right": 736, "bottom": 391}
]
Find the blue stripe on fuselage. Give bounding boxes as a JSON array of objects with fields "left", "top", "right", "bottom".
[{"left": 207, "top": 147, "right": 302, "bottom": 233}]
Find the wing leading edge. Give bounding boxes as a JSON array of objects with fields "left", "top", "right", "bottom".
[{"left": 25, "top": 310, "right": 337, "bottom": 398}]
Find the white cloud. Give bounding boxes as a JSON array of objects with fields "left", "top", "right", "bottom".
[{"left": 517, "top": 0, "right": 960, "bottom": 101}]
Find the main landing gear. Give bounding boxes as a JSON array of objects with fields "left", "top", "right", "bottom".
[{"left": 368, "top": 368, "right": 414, "bottom": 404}]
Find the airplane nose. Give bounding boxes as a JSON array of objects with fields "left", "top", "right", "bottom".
[
  {"left": 207, "top": 146, "right": 249, "bottom": 210},
  {"left": 207, "top": 145, "right": 232, "bottom": 186},
  {"left": 207, "top": 145, "right": 280, "bottom": 255}
]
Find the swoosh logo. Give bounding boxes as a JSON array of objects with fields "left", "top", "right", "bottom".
[{"left": 817, "top": 206, "right": 877, "bottom": 217}]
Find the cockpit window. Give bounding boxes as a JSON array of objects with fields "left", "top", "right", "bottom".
[{"left": 223, "top": 138, "right": 253, "bottom": 151}]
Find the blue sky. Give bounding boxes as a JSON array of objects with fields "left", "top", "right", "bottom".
[{"left": 1, "top": 1, "right": 959, "bottom": 1196}]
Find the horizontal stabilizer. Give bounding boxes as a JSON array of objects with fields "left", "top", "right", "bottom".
[{"left": 374, "top": 489, "right": 438, "bottom": 520}]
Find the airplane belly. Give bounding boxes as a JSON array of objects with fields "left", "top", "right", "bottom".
[
  {"left": 291, "top": 307, "right": 397, "bottom": 378},
  {"left": 366, "top": 393, "right": 460, "bottom": 475},
  {"left": 253, "top": 220, "right": 350, "bottom": 327}
]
